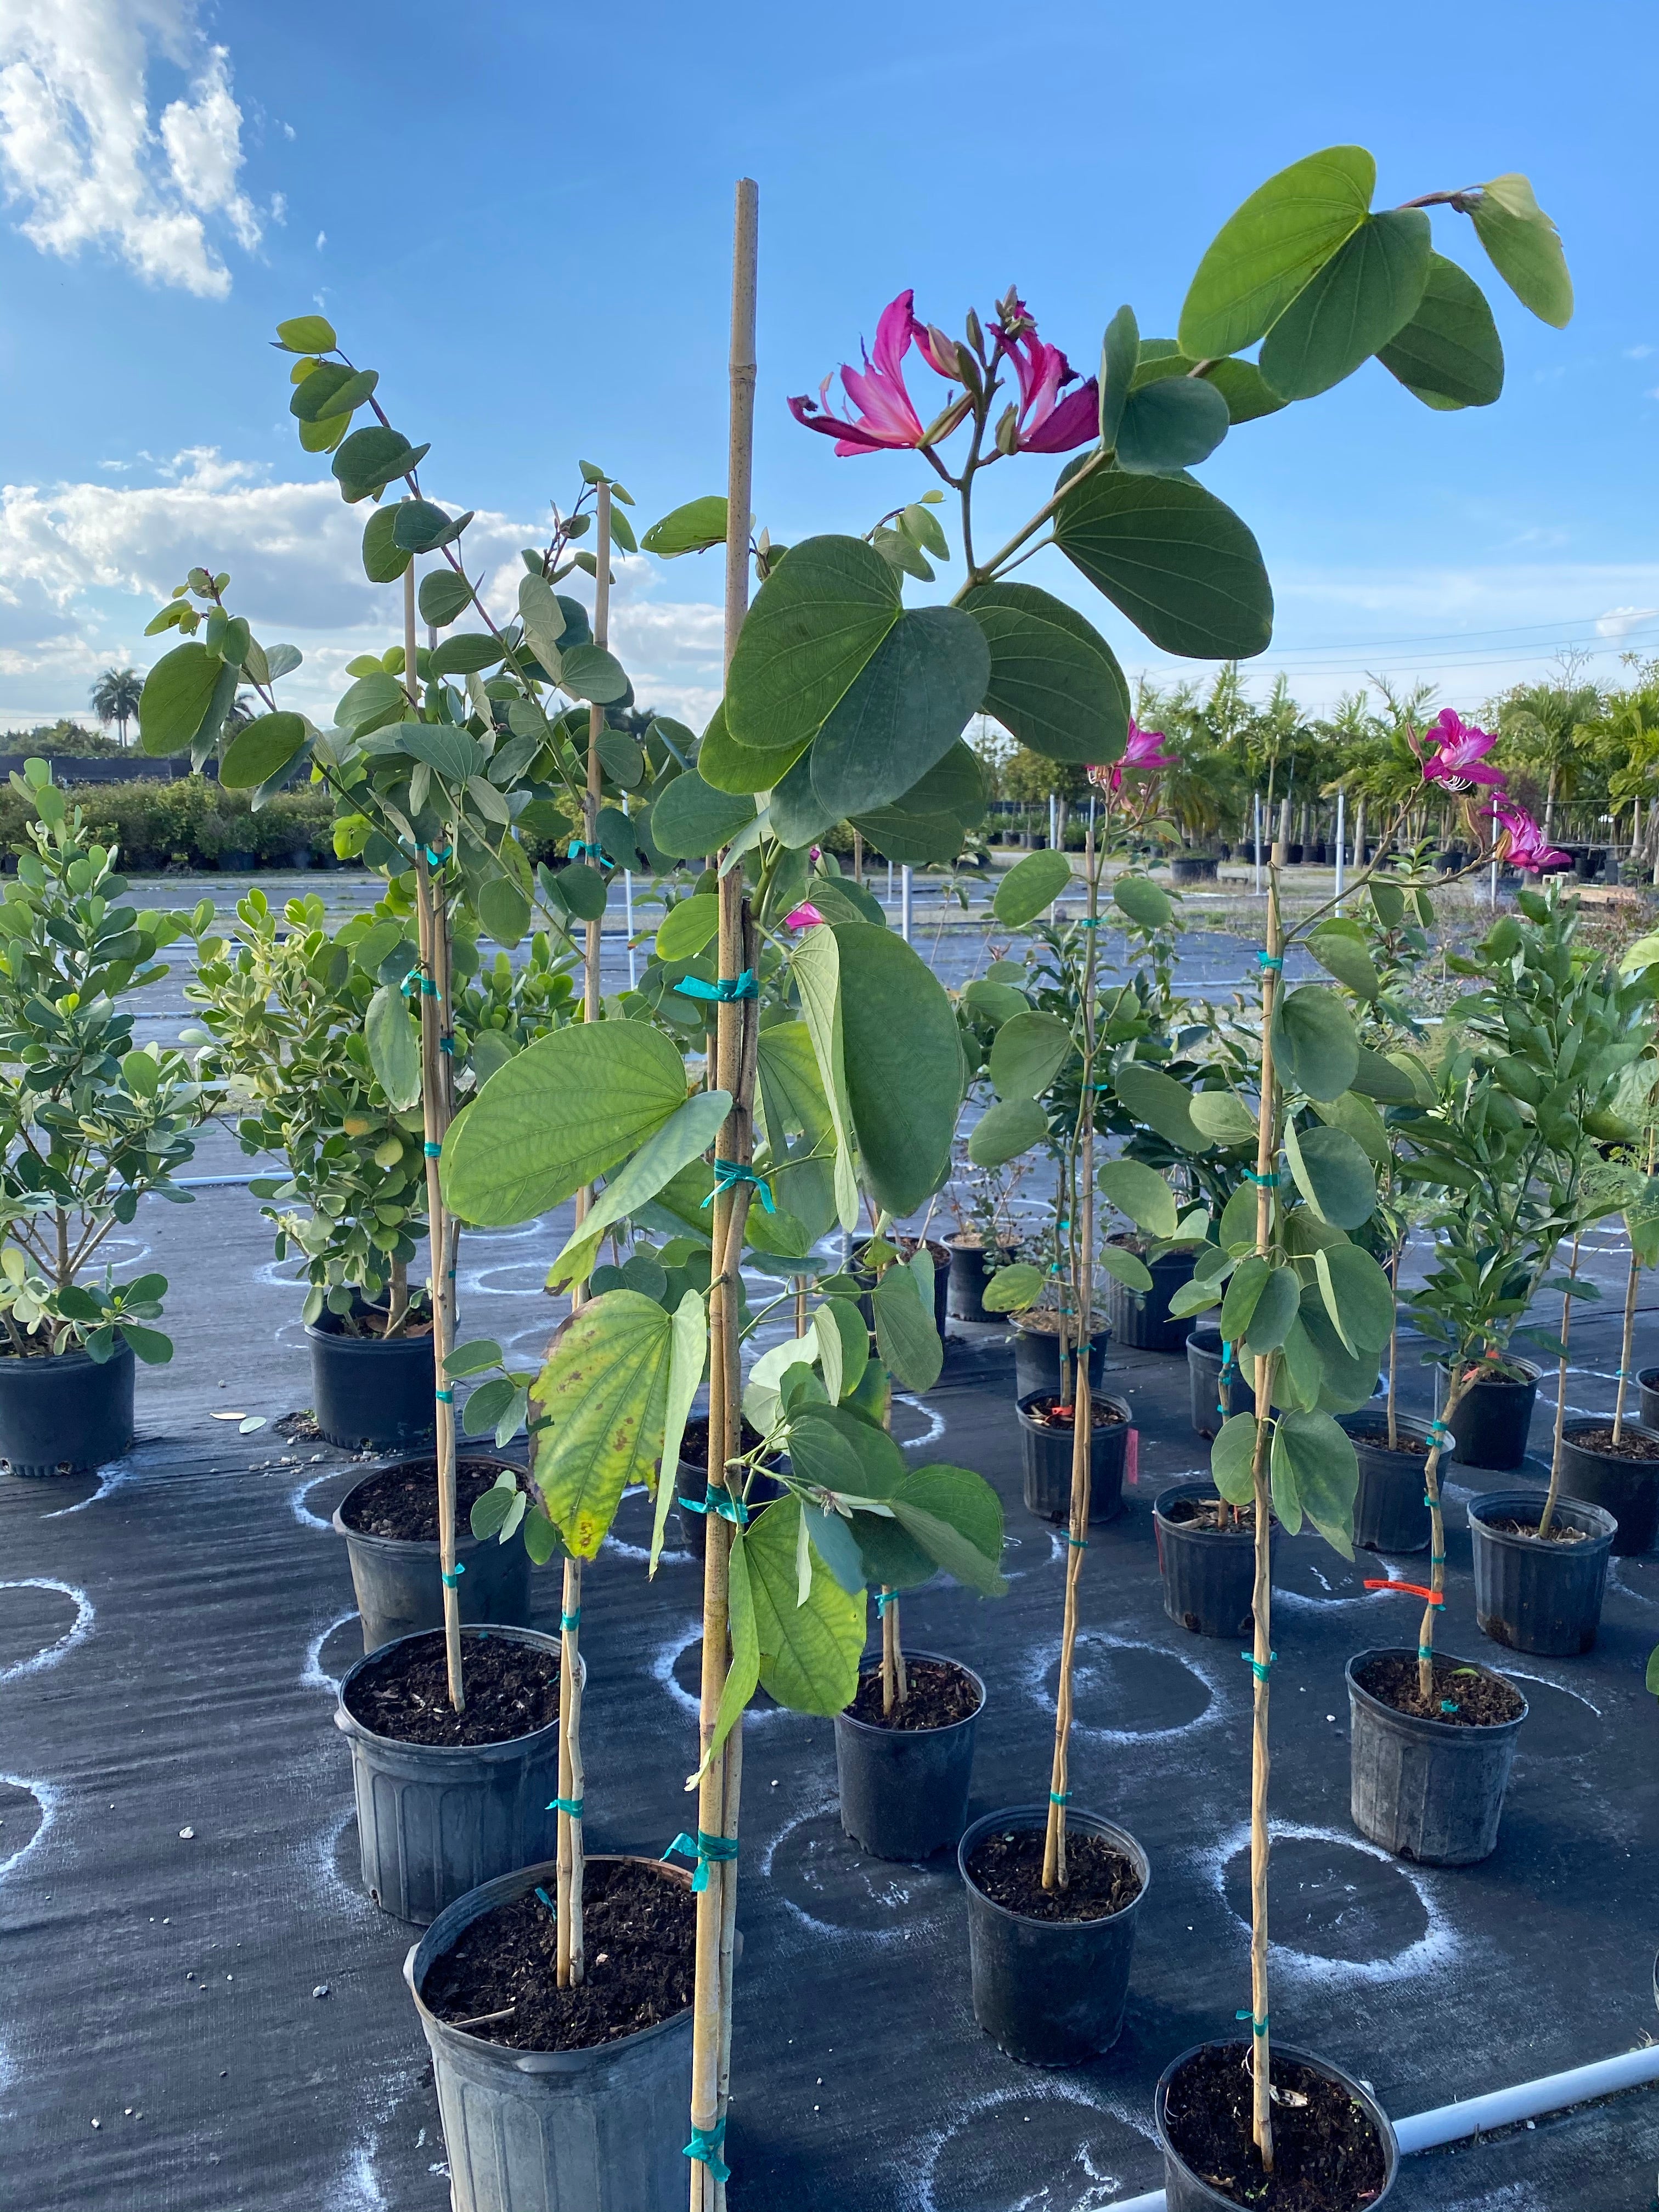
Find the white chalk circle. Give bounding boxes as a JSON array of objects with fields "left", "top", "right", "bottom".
[
  {"left": 914, "top": 2079, "right": 1153, "bottom": 2212},
  {"left": 1020, "top": 1628, "right": 1221, "bottom": 1747},
  {"left": 1207, "top": 1819, "right": 1459, "bottom": 1985},
  {"left": 0, "top": 1578, "right": 92, "bottom": 1683}
]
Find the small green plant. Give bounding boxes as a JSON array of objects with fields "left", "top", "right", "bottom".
[{"left": 0, "top": 761, "right": 211, "bottom": 1363}]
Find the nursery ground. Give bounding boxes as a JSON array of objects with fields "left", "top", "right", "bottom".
[{"left": 2, "top": 1177, "right": 1658, "bottom": 2211}]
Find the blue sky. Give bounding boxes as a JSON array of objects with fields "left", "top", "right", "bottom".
[{"left": 1, "top": 0, "right": 1655, "bottom": 734}]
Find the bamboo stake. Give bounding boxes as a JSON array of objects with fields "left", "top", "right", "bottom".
[
  {"left": 1042, "top": 823, "right": 1099, "bottom": 1891},
  {"left": 552, "top": 483, "right": 613, "bottom": 1988},
  {"left": 1245, "top": 872, "right": 1282, "bottom": 2168},
  {"left": 1537, "top": 1231, "right": 1582, "bottom": 1542},
  {"left": 688, "top": 174, "right": 758, "bottom": 2212},
  {"left": 1612, "top": 1129, "right": 1655, "bottom": 1446}
]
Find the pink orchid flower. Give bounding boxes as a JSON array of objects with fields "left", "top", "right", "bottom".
[
  {"left": 784, "top": 901, "right": 826, "bottom": 930},
  {"left": 1415, "top": 709, "right": 1506, "bottom": 794},
  {"left": 1495, "top": 802, "right": 1571, "bottom": 873},
  {"left": 788, "top": 289, "right": 957, "bottom": 457},
  {"left": 1001, "top": 298, "right": 1100, "bottom": 454},
  {"left": 1089, "top": 720, "right": 1176, "bottom": 795}
]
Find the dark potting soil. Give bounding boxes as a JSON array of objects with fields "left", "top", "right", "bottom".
[
  {"left": 342, "top": 1629, "right": 560, "bottom": 1746},
  {"left": 676, "top": 1414, "right": 768, "bottom": 1471},
  {"left": 1344, "top": 1423, "right": 1429, "bottom": 1457},
  {"left": 1161, "top": 2042, "right": 1387, "bottom": 2211},
  {"left": 1451, "top": 1363, "right": 1531, "bottom": 1388},
  {"left": 847, "top": 1657, "right": 981, "bottom": 1730},
  {"left": 1166, "top": 1497, "right": 1267, "bottom": 1534},
  {"left": 1356, "top": 1651, "right": 1525, "bottom": 1728},
  {"left": 964, "top": 1825, "right": 1141, "bottom": 1923},
  {"left": 1025, "top": 1394, "right": 1126, "bottom": 1430},
  {"left": 327, "top": 1309, "right": 435, "bottom": 1341},
  {"left": 1018, "top": 1308, "right": 1109, "bottom": 1338},
  {"left": 338, "top": 1457, "right": 521, "bottom": 1543},
  {"left": 423, "top": 1859, "right": 694, "bottom": 2051},
  {"left": 1570, "top": 1425, "right": 1659, "bottom": 1460},
  {"left": 1491, "top": 1514, "right": 1590, "bottom": 1544}
]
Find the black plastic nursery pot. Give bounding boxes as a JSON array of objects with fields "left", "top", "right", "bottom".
[
  {"left": 334, "top": 1624, "right": 566, "bottom": 1925},
  {"left": 1346, "top": 1646, "right": 1527, "bottom": 1866},
  {"left": 1468, "top": 1488, "right": 1617, "bottom": 1656},
  {"left": 1185, "top": 1327, "right": 1255, "bottom": 1440},
  {"left": 1170, "top": 853, "right": 1218, "bottom": 884},
  {"left": 945, "top": 1235, "right": 1022, "bottom": 1323},
  {"left": 833, "top": 1649, "right": 984, "bottom": 1860},
  {"left": 1105, "top": 1243, "right": 1196, "bottom": 1355},
  {"left": 1551, "top": 1419, "right": 1659, "bottom": 1555},
  {"left": 674, "top": 1455, "right": 786, "bottom": 1561},
  {"left": 1011, "top": 1314, "right": 1109, "bottom": 1404},
  {"left": 1335, "top": 1413, "right": 1444, "bottom": 1554},
  {"left": 1155, "top": 2039, "right": 1399, "bottom": 2211},
  {"left": 1016, "top": 1391, "right": 1131, "bottom": 1525},
  {"left": 308, "top": 1311, "right": 437, "bottom": 1451},
  {"left": 332, "top": 1455, "right": 535, "bottom": 1654},
  {"left": 1153, "top": 1480, "right": 1279, "bottom": 1640},
  {"left": 1436, "top": 1359, "right": 1540, "bottom": 1472},
  {"left": 0, "top": 1338, "right": 134, "bottom": 1477},
  {"left": 405, "top": 1854, "right": 693, "bottom": 2212},
  {"left": 851, "top": 1236, "right": 950, "bottom": 1338},
  {"left": 958, "top": 1805, "right": 1148, "bottom": 2067},
  {"left": 1640, "top": 1366, "right": 1659, "bottom": 1432}
]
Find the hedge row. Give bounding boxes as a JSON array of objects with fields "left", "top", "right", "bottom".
[{"left": 0, "top": 778, "right": 339, "bottom": 871}]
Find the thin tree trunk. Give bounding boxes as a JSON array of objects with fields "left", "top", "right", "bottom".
[
  {"left": 1544, "top": 765, "right": 1559, "bottom": 843},
  {"left": 1386, "top": 1248, "right": 1400, "bottom": 1451},
  {"left": 1613, "top": 1131, "right": 1655, "bottom": 1446},
  {"left": 687, "top": 176, "right": 758, "bottom": 2212},
  {"left": 1417, "top": 1371, "right": 1468, "bottom": 1705},
  {"left": 1537, "top": 1233, "right": 1581, "bottom": 1541}
]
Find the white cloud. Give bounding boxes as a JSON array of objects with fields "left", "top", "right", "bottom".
[
  {"left": 315, "top": 229, "right": 325, "bottom": 250},
  {"left": 1596, "top": 604, "right": 1659, "bottom": 640},
  {"left": 0, "top": 2, "right": 262, "bottom": 297}
]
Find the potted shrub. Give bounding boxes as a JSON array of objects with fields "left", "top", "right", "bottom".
[
  {"left": 941, "top": 1150, "right": 1030, "bottom": 1322},
  {"left": 0, "top": 762, "right": 210, "bottom": 1475}
]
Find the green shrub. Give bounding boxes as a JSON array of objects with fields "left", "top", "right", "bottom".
[{"left": 0, "top": 775, "right": 337, "bottom": 873}]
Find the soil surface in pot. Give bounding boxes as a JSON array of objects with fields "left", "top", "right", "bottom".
[
  {"left": 322, "top": 1307, "right": 434, "bottom": 1341},
  {"left": 1024, "top": 1393, "right": 1126, "bottom": 1430},
  {"left": 964, "top": 1825, "right": 1141, "bottom": 1923},
  {"left": 1449, "top": 1362, "right": 1532, "bottom": 1387},
  {"left": 1355, "top": 1651, "right": 1525, "bottom": 1728},
  {"left": 847, "top": 1658, "right": 980, "bottom": 1730},
  {"left": 676, "top": 1414, "right": 768, "bottom": 1470},
  {"left": 342, "top": 1629, "right": 559, "bottom": 1746},
  {"left": 1163, "top": 2043, "right": 1386, "bottom": 2211},
  {"left": 424, "top": 1859, "right": 693, "bottom": 2050},
  {"left": 946, "top": 1232, "right": 1019, "bottom": 1251},
  {"left": 338, "top": 1457, "right": 523, "bottom": 1544},
  {"left": 1165, "top": 1497, "right": 1268, "bottom": 1534},
  {"left": 1344, "top": 1422, "right": 1428, "bottom": 1457},
  {"left": 1569, "top": 1425, "right": 1659, "bottom": 1460},
  {"left": 1017, "top": 1308, "right": 1108, "bottom": 1338},
  {"left": 1488, "top": 1511, "right": 1590, "bottom": 1544}
]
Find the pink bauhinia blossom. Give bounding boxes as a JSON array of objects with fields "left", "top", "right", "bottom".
[
  {"left": 784, "top": 901, "right": 826, "bottom": 930},
  {"left": 1089, "top": 720, "right": 1176, "bottom": 795},
  {"left": 788, "top": 290, "right": 964, "bottom": 458},
  {"left": 1495, "top": 801, "right": 1571, "bottom": 873},
  {"left": 1000, "top": 298, "right": 1099, "bottom": 454},
  {"left": 1414, "top": 709, "right": 1506, "bottom": 794}
]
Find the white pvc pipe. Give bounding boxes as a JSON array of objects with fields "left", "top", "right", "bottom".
[
  {"left": 900, "top": 864, "right": 913, "bottom": 943},
  {"left": 1334, "top": 788, "right": 1346, "bottom": 913},
  {"left": 1102, "top": 2042, "right": 1659, "bottom": 2211}
]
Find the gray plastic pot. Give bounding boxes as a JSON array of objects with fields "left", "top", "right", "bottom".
[
  {"left": 1016, "top": 1391, "right": 1131, "bottom": 1524},
  {"left": 945, "top": 1237, "right": 1022, "bottom": 1323},
  {"left": 1346, "top": 1646, "right": 1527, "bottom": 1865},
  {"left": 958, "top": 1805, "right": 1148, "bottom": 2066},
  {"left": 834, "top": 1650, "right": 983, "bottom": 1860},
  {"left": 405, "top": 1853, "right": 693, "bottom": 2212},
  {"left": 333, "top": 1455, "right": 534, "bottom": 1654},
  {"left": 307, "top": 1313, "right": 436, "bottom": 1450},
  {"left": 334, "top": 1624, "right": 567, "bottom": 1925},
  {"left": 1469, "top": 1489, "right": 1617, "bottom": 1655},
  {"left": 1185, "top": 1327, "right": 1255, "bottom": 1440},
  {"left": 1552, "top": 1420, "right": 1659, "bottom": 1555},
  {"left": 0, "top": 1338, "right": 133, "bottom": 1477},
  {"left": 1337, "top": 1413, "right": 1442, "bottom": 1554},
  {"left": 1012, "top": 1317, "right": 1108, "bottom": 1404},
  {"left": 1155, "top": 2039, "right": 1398, "bottom": 2210},
  {"left": 1104, "top": 1245, "right": 1196, "bottom": 1355},
  {"left": 1153, "top": 1479, "right": 1279, "bottom": 1640},
  {"left": 1639, "top": 1366, "right": 1659, "bottom": 1431}
]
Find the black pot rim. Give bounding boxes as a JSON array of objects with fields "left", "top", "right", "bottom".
[
  {"left": 1012, "top": 1313, "right": 1110, "bottom": 1343},
  {"left": 1466, "top": 1487, "right": 1617, "bottom": 1552},
  {"left": 1339, "top": 1410, "right": 1432, "bottom": 1449},
  {"left": 1558, "top": 1417, "right": 1659, "bottom": 1470},
  {"left": 0, "top": 1338, "right": 133, "bottom": 1373},
  {"left": 332, "top": 1453, "right": 523, "bottom": 1560},
  {"left": 1436, "top": 1356, "right": 1541, "bottom": 1386},
  {"left": 1153, "top": 1477, "right": 1271, "bottom": 1542},
  {"left": 1638, "top": 1366, "right": 1659, "bottom": 1390},
  {"left": 335, "top": 1621, "right": 566, "bottom": 1758},
  {"left": 1015, "top": 1388, "right": 1131, "bottom": 1432},
  {"left": 405, "top": 1851, "right": 693, "bottom": 2066},
  {"left": 1345, "top": 1645, "right": 1528, "bottom": 1737},
  {"left": 837, "top": 1647, "right": 985, "bottom": 1739},
  {"left": 1154, "top": 2037, "right": 1400, "bottom": 2204},
  {"left": 957, "top": 1803, "right": 1149, "bottom": 1928},
  {"left": 306, "top": 1316, "right": 435, "bottom": 1348}
]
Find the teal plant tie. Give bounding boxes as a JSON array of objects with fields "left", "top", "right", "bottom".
[
  {"left": 1440, "top": 1700, "right": 1459, "bottom": 1714},
  {"left": 680, "top": 1489, "right": 748, "bottom": 1526},
  {"left": 425, "top": 844, "right": 452, "bottom": 866},
  {"left": 1243, "top": 1169, "right": 1282, "bottom": 1187},
  {"left": 1236, "top": 2010, "right": 1269, "bottom": 2035},
  {"left": 1257, "top": 953, "right": 1284, "bottom": 973},
  {"left": 1076, "top": 916, "right": 1103, "bottom": 928},
  {"left": 1431, "top": 1554, "right": 1447, "bottom": 1567},
  {"left": 567, "top": 838, "right": 613, "bottom": 866},
  {"left": 439, "top": 1036, "right": 454, "bottom": 1054},
  {"left": 425, "top": 1142, "right": 442, "bottom": 1156},
  {"left": 1049, "top": 1789, "right": 1071, "bottom": 1804},
  {"left": 1240, "top": 1649, "right": 1276, "bottom": 1681},
  {"left": 441, "top": 1564, "right": 464, "bottom": 1587},
  {"left": 1419, "top": 1645, "right": 1435, "bottom": 1661},
  {"left": 548, "top": 1796, "right": 584, "bottom": 1819},
  {"left": 664, "top": 1831, "right": 740, "bottom": 1894},
  {"left": 560, "top": 1609, "right": 581, "bottom": 1632},
  {"left": 403, "top": 969, "right": 439, "bottom": 997},
  {"left": 700, "top": 1159, "right": 775, "bottom": 1214},
  {"left": 1068, "top": 1534, "right": 1089, "bottom": 1549},
  {"left": 875, "top": 1591, "right": 899, "bottom": 1614},
  {"left": 676, "top": 969, "right": 758, "bottom": 1004},
  {"left": 684, "top": 2120, "right": 730, "bottom": 2186},
  {"left": 435, "top": 1387, "right": 454, "bottom": 1403},
  {"left": 533, "top": 1886, "right": 556, "bottom": 1915}
]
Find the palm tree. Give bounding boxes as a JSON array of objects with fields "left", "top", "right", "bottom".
[
  {"left": 1497, "top": 668, "right": 1602, "bottom": 841},
  {"left": 89, "top": 667, "right": 143, "bottom": 748}
]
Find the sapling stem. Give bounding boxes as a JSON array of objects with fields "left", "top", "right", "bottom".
[
  {"left": 1042, "top": 822, "right": 1099, "bottom": 1891},
  {"left": 1418, "top": 1369, "right": 1470, "bottom": 1706},
  {"left": 687, "top": 174, "right": 758, "bottom": 2212},
  {"left": 414, "top": 840, "right": 462, "bottom": 1714},
  {"left": 1386, "top": 1250, "right": 1400, "bottom": 1453},
  {"left": 1612, "top": 1129, "right": 1655, "bottom": 1446},
  {"left": 1537, "top": 1231, "right": 1581, "bottom": 1542}
]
